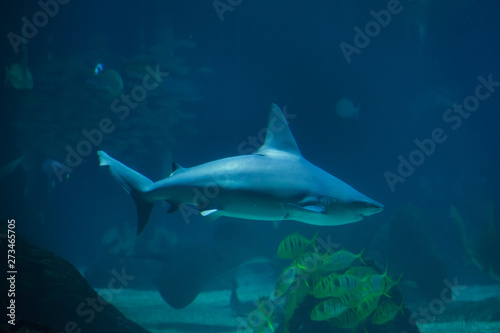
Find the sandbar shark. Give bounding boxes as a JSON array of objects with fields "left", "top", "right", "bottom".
[
  {"left": 451, "top": 203, "right": 500, "bottom": 282},
  {"left": 98, "top": 104, "right": 383, "bottom": 234}
]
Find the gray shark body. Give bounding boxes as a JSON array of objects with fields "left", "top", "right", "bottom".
[{"left": 99, "top": 104, "right": 383, "bottom": 234}]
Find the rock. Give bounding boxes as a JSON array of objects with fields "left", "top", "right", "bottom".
[{"left": 0, "top": 227, "right": 150, "bottom": 333}]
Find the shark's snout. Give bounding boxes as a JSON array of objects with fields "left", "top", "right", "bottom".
[
  {"left": 353, "top": 200, "right": 383, "bottom": 217},
  {"left": 363, "top": 201, "right": 384, "bottom": 215}
]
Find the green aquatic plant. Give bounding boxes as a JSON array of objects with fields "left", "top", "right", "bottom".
[{"left": 272, "top": 232, "right": 405, "bottom": 332}]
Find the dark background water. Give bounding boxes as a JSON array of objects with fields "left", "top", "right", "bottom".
[{"left": 0, "top": 0, "right": 499, "bottom": 289}]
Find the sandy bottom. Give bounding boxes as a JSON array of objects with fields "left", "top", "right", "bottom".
[
  {"left": 98, "top": 285, "right": 500, "bottom": 333},
  {"left": 96, "top": 287, "right": 266, "bottom": 333},
  {"left": 418, "top": 322, "right": 500, "bottom": 333}
]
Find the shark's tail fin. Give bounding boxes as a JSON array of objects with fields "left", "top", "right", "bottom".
[{"left": 98, "top": 150, "right": 154, "bottom": 235}]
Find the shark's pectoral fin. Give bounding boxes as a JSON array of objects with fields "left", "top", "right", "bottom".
[
  {"left": 301, "top": 205, "right": 326, "bottom": 213},
  {"left": 282, "top": 203, "right": 325, "bottom": 220},
  {"left": 200, "top": 208, "right": 223, "bottom": 222}
]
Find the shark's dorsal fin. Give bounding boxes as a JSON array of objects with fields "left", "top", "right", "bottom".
[{"left": 256, "top": 104, "right": 301, "bottom": 157}]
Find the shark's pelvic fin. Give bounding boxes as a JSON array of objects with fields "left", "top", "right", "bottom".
[
  {"left": 256, "top": 104, "right": 302, "bottom": 157},
  {"left": 98, "top": 150, "right": 154, "bottom": 235},
  {"left": 200, "top": 208, "right": 223, "bottom": 222}
]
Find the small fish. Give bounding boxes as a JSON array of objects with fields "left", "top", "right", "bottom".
[
  {"left": 368, "top": 274, "right": 388, "bottom": 296},
  {"left": 371, "top": 300, "right": 404, "bottom": 325},
  {"left": 328, "top": 309, "right": 362, "bottom": 330},
  {"left": 87, "top": 64, "right": 124, "bottom": 97},
  {"left": 283, "top": 289, "right": 301, "bottom": 322},
  {"left": 312, "top": 273, "right": 341, "bottom": 298},
  {"left": 277, "top": 232, "right": 318, "bottom": 259},
  {"left": 345, "top": 266, "right": 376, "bottom": 279},
  {"left": 273, "top": 264, "right": 308, "bottom": 299},
  {"left": 310, "top": 298, "right": 349, "bottom": 321},
  {"left": 251, "top": 297, "right": 276, "bottom": 332},
  {"left": 94, "top": 63, "right": 104, "bottom": 75},
  {"left": 5, "top": 45, "right": 33, "bottom": 90},
  {"left": 0, "top": 156, "right": 24, "bottom": 181},
  {"left": 336, "top": 274, "right": 368, "bottom": 292},
  {"left": 294, "top": 250, "right": 326, "bottom": 273},
  {"left": 282, "top": 276, "right": 309, "bottom": 325},
  {"left": 337, "top": 289, "right": 364, "bottom": 308},
  {"left": 5, "top": 63, "right": 33, "bottom": 90},
  {"left": 355, "top": 293, "right": 381, "bottom": 320},
  {"left": 335, "top": 98, "right": 360, "bottom": 120},
  {"left": 323, "top": 248, "right": 365, "bottom": 272},
  {"left": 313, "top": 273, "right": 366, "bottom": 298},
  {"left": 367, "top": 267, "right": 402, "bottom": 296}
]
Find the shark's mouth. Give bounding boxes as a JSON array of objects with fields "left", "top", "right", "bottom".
[{"left": 361, "top": 207, "right": 384, "bottom": 216}]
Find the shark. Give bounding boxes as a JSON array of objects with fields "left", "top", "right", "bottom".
[
  {"left": 451, "top": 203, "right": 500, "bottom": 282},
  {"left": 98, "top": 104, "right": 383, "bottom": 234}
]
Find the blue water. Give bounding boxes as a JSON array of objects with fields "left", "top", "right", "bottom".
[{"left": 1, "top": 0, "right": 499, "bottom": 331}]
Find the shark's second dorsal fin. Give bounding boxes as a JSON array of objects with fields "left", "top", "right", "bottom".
[
  {"left": 170, "top": 162, "right": 185, "bottom": 177},
  {"left": 256, "top": 104, "right": 301, "bottom": 157},
  {"left": 172, "top": 162, "right": 183, "bottom": 172}
]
